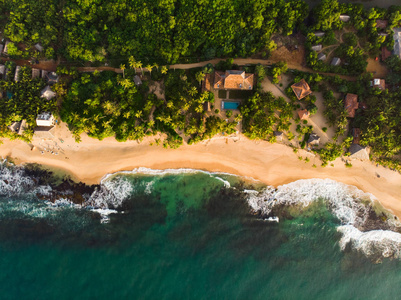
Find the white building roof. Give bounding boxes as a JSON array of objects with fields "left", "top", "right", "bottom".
[
  {"left": 36, "top": 112, "right": 54, "bottom": 127},
  {"left": 41, "top": 85, "right": 56, "bottom": 100}
]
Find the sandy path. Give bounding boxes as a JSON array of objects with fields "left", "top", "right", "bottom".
[
  {"left": 366, "top": 58, "right": 388, "bottom": 78},
  {"left": 1, "top": 128, "right": 401, "bottom": 219},
  {"left": 169, "top": 58, "right": 357, "bottom": 81},
  {"left": 5, "top": 56, "right": 357, "bottom": 81}
]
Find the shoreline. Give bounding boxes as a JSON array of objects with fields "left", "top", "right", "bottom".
[{"left": 1, "top": 132, "right": 401, "bottom": 219}]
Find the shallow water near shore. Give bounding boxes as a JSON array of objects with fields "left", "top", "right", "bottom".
[{"left": 1, "top": 165, "right": 401, "bottom": 299}]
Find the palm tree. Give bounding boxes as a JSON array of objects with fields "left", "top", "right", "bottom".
[
  {"left": 120, "top": 64, "right": 126, "bottom": 78},
  {"left": 146, "top": 64, "right": 153, "bottom": 75},
  {"left": 119, "top": 78, "right": 132, "bottom": 89},
  {"left": 129, "top": 56, "right": 136, "bottom": 70},
  {"left": 160, "top": 66, "right": 168, "bottom": 74},
  {"left": 136, "top": 61, "right": 144, "bottom": 76}
]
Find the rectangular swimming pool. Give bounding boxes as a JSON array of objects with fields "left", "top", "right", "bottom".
[{"left": 222, "top": 101, "right": 240, "bottom": 110}]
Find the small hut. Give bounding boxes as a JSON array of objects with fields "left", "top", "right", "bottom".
[
  {"left": 32, "top": 68, "right": 40, "bottom": 79},
  {"left": 14, "top": 66, "right": 21, "bottom": 82},
  {"left": 46, "top": 72, "right": 59, "bottom": 85},
  {"left": 349, "top": 144, "right": 369, "bottom": 161},
  {"left": 339, "top": 15, "right": 350, "bottom": 22},
  {"left": 8, "top": 122, "right": 20, "bottom": 133},
  {"left": 202, "top": 73, "right": 212, "bottom": 92},
  {"left": 18, "top": 120, "right": 27, "bottom": 135},
  {"left": 311, "top": 45, "right": 323, "bottom": 52},
  {"left": 314, "top": 32, "right": 325, "bottom": 37},
  {"left": 331, "top": 57, "right": 341, "bottom": 66},
  {"left": 371, "top": 78, "right": 385, "bottom": 90},
  {"left": 307, "top": 133, "right": 320, "bottom": 146},
  {"left": 0, "top": 64, "right": 5, "bottom": 78},
  {"left": 36, "top": 112, "right": 55, "bottom": 127},
  {"left": 34, "top": 43, "right": 44, "bottom": 52},
  {"left": 317, "top": 53, "right": 327, "bottom": 61},
  {"left": 41, "top": 86, "right": 56, "bottom": 100},
  {"left": 274, "top": 131, "right": 284, "bottom": 142},
  {"left": 291, "top": 79, "right": 312, "bottom": 100},
  {"left": 41, "top": 70, "right": 48, "bottom": 79},
  {"left": 203, "top": 101, "right": 211, "bottom": 112},
  {"left": 3, "top": 41, "right": 10, "bottom": 55},
  {"left": 344, "top": 93, "right": 358, "bottom": 118},
  {"left": 297, "top": 109, "right": 310, "bottom": 120},
  {"left": 133, "top": 75, "right": 142, "bottom": 86}
]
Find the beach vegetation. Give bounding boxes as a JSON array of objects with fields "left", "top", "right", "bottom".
[
  {"left": 0, "top": 65, "right": 57, "bottom": 142},
  {"left": 240, "top": 92, "right": 294, "bottom": 140},
  {"left": 60, "top": 69, "right": 238, "bottom": 147}
]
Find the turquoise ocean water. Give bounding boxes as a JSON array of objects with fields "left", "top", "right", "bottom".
[{"left": 0, "top": 164, "right": 401, "bottom": 299}]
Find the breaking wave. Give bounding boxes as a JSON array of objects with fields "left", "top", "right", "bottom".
[
  {"left": 338, "top": 225, "right": 401, "bottom": 260},
  {"left": 0, "top": 164, "right": 235, "bottom": 221},
  {"left": 246, "top": 178, "right": 401, "bottom": 260},
  {"left": 85, "top": 176, "right": 134, "bottom": 209},
  {"left": 0, "top": 160, "right": 52, "bottom": 198},
  {"left": 1, "top": 160, "right": 401, "bottom": 260}
]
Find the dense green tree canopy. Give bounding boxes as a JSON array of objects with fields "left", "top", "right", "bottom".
[{"left": 1, "top": 0, "right": 308, "bottom": 64}]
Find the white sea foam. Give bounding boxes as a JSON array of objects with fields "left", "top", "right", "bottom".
[
  {"left": 144, "top": 180, "right": 154, "bottom": 195},
  {"left": 246, "top": 178, "right": 401, "bottom": 260},
  {"left": 86, "top": 176, "right": 134, "bottom": 209},
  {"left": 246, "top": 179, "right": 381, "bottom": 227},
  {"left": 338, "top": 225, "right": 401, "bottom": 259},
  {"left": 90, "top": 208, "right": 118, "bottom": 215},
  {"left": 0, "top": 161, "right": 52, "bottom": 198},
  {"left": 0, "top": 199, "right": 64, "bottom": 219},
  {"left": 213, "top": 176, "right": 231, "bottom": 188}
]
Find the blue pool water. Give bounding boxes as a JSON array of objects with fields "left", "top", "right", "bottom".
[{"left": 223, "top": 101, "right": 240, "bottom": 110}]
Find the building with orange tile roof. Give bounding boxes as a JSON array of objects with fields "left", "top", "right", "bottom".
[
  {"left": 297, "top": 109, "right": 310, "bottom": 120},
  {"left": 291, "top": 79, "right": 312, "bottom": 100},
  {"left": 213, "top": 70, "right": 254, "bottom": 90},
  {"left": 202, "top": 73, "right": 212, "bottom": 92},
  {"left": 344, "top": 93, "right": 359, "bottom": 118}
]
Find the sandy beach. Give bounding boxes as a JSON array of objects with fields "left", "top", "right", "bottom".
[{"left": 1, "top": 121, "right": 401, "bottom": 219}]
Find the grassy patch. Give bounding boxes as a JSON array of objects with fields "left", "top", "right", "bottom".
[
  {"left": 228, "top": 89, "right": 253, "bottom": 99},
  {"left": 218, "top": 90, "right": 227, "bottom": 99}
]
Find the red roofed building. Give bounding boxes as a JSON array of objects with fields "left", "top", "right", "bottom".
[
  {"left": 213, "top": 70, "right": 254, "bottom": 90},
  {"left": 291, "top": 79, "right": 312, "bottom": 100},
  {"left": 297, "top": 109, "right": 310, "bottom": 120},
  {"left": 381, "top": 47, "right": 392, "bottom": 61},
  {"left": 344, "top": 93, "right": 359, "bottom": 118},
  {"left": 202, "top": 73, "right": 212, "bottom": 92}
]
